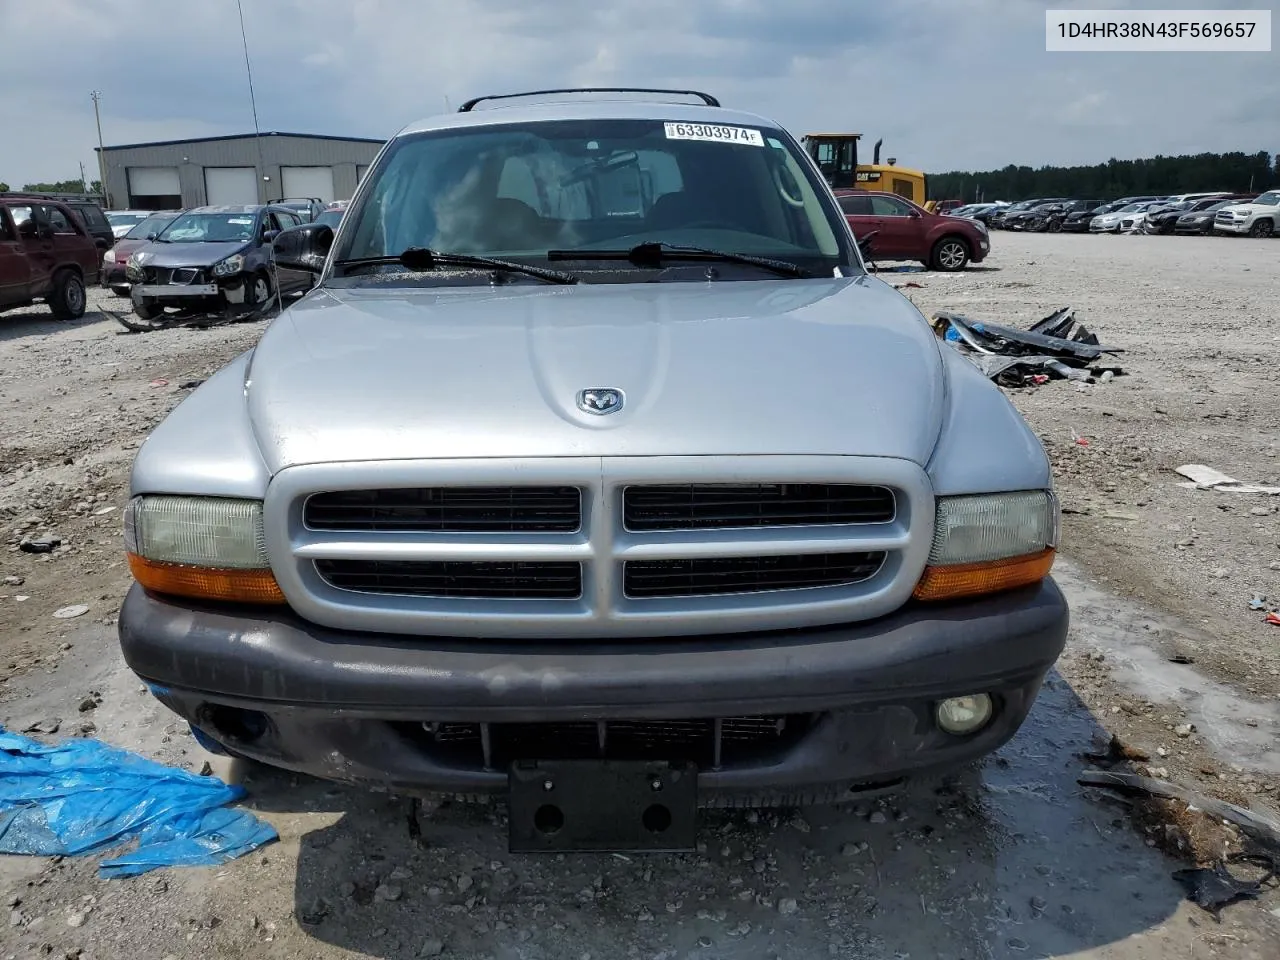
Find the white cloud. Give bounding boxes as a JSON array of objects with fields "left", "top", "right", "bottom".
[{"left": 0, "top": 0, "right": 1273, "bottom": 188}]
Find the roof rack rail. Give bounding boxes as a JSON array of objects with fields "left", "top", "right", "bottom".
[{"left": 458, "top": 87, "right": 721, "bottom": 113}]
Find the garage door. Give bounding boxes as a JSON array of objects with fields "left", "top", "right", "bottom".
[
  {"left": 204, "top": 166, "right": 258, "bottom": 205},
  {"left": 281, "top": 166, "right": 335, "bottom": 204},
  {"left": 127, "top": 167, "right": 181, "bottom": 208}
]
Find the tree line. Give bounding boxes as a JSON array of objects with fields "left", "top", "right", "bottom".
[
  {"left": 0, "top": 178, "right": 103, "bottom": 195},
  {"left": 929, "top": 151, "right": 1277, "bottom": 202}
]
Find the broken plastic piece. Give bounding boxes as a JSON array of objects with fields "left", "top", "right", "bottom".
[
  {"left": 1175, "top": 465, "right": 1280, "bottom": 495},
  {"left": 1172, "top": 857, "right": 1277, "bottom": 917}
]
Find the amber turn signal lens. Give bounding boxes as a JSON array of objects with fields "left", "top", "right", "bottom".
[
  {"left": 128, "top": 553, "right": 287, "bottom": 604},
  {"left": 912, "top": 548, "right": 1055, "bottom": 602}
]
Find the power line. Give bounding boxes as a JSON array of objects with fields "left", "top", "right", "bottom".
[{"left": 235, "top": 0, "right": 267, "bottom": 200}]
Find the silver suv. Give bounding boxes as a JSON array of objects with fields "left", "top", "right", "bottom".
[{"left": 118, "top": 88, "right": 1066, "bottom": 851}]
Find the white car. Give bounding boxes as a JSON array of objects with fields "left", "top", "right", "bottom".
[
  {"left": 1213, "top": 190, "right": 1280, "bottom": 238},
  {"left": 105, "top": 210, "right": 155, "bottom": 238},
  {"left": 1090, "top": 201, "right": 1160, "bottom": 233},
  {"left": 1118, "top": 201, "right": 1180, "bottom": 234}
]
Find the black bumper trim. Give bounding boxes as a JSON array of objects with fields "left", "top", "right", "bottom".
[{"left": 118, "top": 579, "right": 1068, "bottom": 721}]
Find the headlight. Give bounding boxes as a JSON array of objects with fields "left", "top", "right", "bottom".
[
  {"left": 913, "top": 491, "right": 1057, "bottom": 602},
  {"left": 125, "top": 254, "right": 143, "bottom": 280},
  {"left": 123, "top": 495, "right": 285, "bottom": 603},
  {"left": 212, "top": 254, "right": 246, "bottom": 277},
  {"left": 103, "top": 249, "right": 117, "bottom": 264}
]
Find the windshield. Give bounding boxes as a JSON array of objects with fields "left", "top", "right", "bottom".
[
  {"left": 1115, "top": 203, "right": 1147, "bottom": 213},
  {"left": 106, "top": 212, "right": 150, "bottom": 227},
  {"left": 314, "top": 210, "right": 344, "bottom": 228},
  {"left": 334, "top": 117, "right": 851, "bottom": 283},
  {"left": 124, "top": 212, "right": 178, "bottom": 240},
  {"left": 1252, "top": 191, "right": 1280, "bottom": 206},
  {"left": 158, "top": 212, "right": 259, "bottom": 243}
]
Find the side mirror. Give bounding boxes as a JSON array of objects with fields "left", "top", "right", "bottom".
[
  {"left": 262, "top": 228, "right": 280, "bottom": 243},
  {"left": 909, "top": 209, "right": 922, "bottom": 218},
  {"left": 272, "top": 223, "right": 333, "bottom": 273}
]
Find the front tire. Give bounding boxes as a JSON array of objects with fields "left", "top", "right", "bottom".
[
  {"left": 1249, "top": 219, "right": 1274, "bottom": 238},
  {"left": 929, "top": 236, "right": 970, "bottom": 272},
  {"left": 48, "top": 270, "right": 86, "bottom": 320}
]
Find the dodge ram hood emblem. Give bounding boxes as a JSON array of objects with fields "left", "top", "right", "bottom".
[{"left": 577, "top": 387, "right": 624, "bottom": 415}]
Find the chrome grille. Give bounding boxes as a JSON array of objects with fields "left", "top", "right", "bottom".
[
  {"left": 624, "top": 483, "right": 894, "bottom": 530},
  {"left": 315, "top": 559, "right": 582, "bottom": 599},
  {"left": 267, "top": 456, "right": 931, "bottom": 639},
  {"left": 305, "top": 486, "right": 581, "bottom": 532},
  {"left": 624, "top": 552, "right": 885, "bottom": 598}
]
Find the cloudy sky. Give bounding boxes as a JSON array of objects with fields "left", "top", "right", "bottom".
[{"left": 1, "top": 0, "right": 1275, "bottom": 188}]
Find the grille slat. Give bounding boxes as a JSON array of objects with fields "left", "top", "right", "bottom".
[
  {"left": 315, "top": 559, "right": 582, "bottom": 599},
  {"left": 625, "top": 552, "right": 885, "bottom": 598},
  {"left": 305, "top": 486, "right": 581, "bottom": 533},
  {"left": 624, "top": 483, "right": 895, "bottom": 531}
]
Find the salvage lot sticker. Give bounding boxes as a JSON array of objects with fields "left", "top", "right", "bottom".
[{"left": 663, "top": 122, "right": 764, "bottom": 146}]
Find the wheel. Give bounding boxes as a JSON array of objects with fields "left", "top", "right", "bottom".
[
  {"left": 48, "top": 270, "right": 86, "bottom": 320},
  {"left": 247, "top": 272, "right": 272, "bottom": 306},
  {"left": 1248, "top": 219, "right": 1273, "bottom": 238},
  {"left": 1047, "top": 219, "right": 1062, "bottom": 233},
  {"left": 929, "top": 236, "right": 970, "bottom": 272},
  {"left": 132, "top": 298, "right": 162, "bottom": 320}
]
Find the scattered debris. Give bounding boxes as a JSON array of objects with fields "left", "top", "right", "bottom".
[
  {"left": 105, "top": 299, "right": 277, "bottom": 334},
  {"left": 19, "top": 538, "right": 61, "bottom": 554},
  {"left": 53, "top": 604, "right": 90, "bottom": 620},
  {"left": 149, "top": 379, "right": 169, "bottom": 388},
  {"left": 931, "top": 307, "right": 1124, "bottom": 388},
  {"left": 1267, "top": 612, "right": 1280, "bottom": 627},
  {"left": 1078, "top": 770, "right": 1280, "bottom": 852},
  {"left": 1175, "top": 465, "right": 1280, "bottom": 496},
  {"left": 178, "top": 380, "right": 204, "bottom": 390},
  {"left": 1249, "top": 594, "right": 1269, "bottom": 611},
  {"left": 2, "top": 575, "right": 23, "bottom": 586},
  {"left": 22, "top": 718, "right": 62, "bottom": 735},
  {"left": 1172, "top": 856, "right": 1278, "bottom": 917}
]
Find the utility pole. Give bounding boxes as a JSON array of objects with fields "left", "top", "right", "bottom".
[
  {"left": 79, "top": 161, "right": 87, "bottom": 193},
  {"left": 90, "top": 90, "right": 107, "bottom": 203},
  {"left": 236, "top": 0, "right": 267, "bottom": 201}
]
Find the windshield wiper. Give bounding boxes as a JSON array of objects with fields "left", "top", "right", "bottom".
[
  {"left": 546, "top": 241, "right": 815, "bottom": 278},
  {"left": 333, "top": 247, "right": 578, "bottom": 285}
]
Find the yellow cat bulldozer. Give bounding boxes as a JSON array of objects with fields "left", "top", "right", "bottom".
[{"left": 801, "top": 133, "right": 931, "bottom": 209}]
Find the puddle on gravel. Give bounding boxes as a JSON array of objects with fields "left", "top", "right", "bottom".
[{"left": 1054, "top": 559, "right": 1280, "bottom": 774}]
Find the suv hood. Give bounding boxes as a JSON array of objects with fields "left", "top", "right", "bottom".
[
  {"left": 1220, "top": 202, "right": 1271, "bottom": 214},
  {"left": 245, "top": 278, "right": 947, "bottom": 472},
  {"left": 135, "top": 241, "right": 249, "bottom": 268}
]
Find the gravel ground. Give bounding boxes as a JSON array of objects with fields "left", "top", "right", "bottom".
[{"left": 1, "top": 235, "right": 1278, "bottom": 959}]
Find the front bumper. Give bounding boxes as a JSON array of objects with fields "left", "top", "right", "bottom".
[
  {"left": 1213, "top": 220, "right": 1250, "bottom": 234},
  {"left": 119, "top": 578, "right": 1069, "bottom": 804}
]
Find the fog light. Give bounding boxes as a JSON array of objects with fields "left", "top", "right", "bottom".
[{"left": 936, "top": 694, "right": 993, "bottom": 735}]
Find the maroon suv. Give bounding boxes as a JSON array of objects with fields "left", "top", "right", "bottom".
[
  {"left": 0, "top": 196, "right": 100, "bottom": 319},
  {"left": 835, "top": 190, "right": 990, "bottom": 271}
]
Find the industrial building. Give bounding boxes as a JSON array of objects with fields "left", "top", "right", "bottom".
[{"left": 95, "top": 131, "right": 384, "bottom": 210}]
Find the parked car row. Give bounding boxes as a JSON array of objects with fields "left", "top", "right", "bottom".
[
  {"left": 947, "top": 191, "right": 1279, "bottom": 238},
  {"left": 0, "top": 189, "right": 356, "bottom": 323}
]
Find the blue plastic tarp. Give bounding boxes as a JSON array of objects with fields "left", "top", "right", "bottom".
[{"left": 0, "top": 726, "right": 276, "bottom": 878}]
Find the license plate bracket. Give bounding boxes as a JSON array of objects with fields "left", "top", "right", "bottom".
[{"left": 508, "top": 759, "right": 697, "bottom": 853}]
